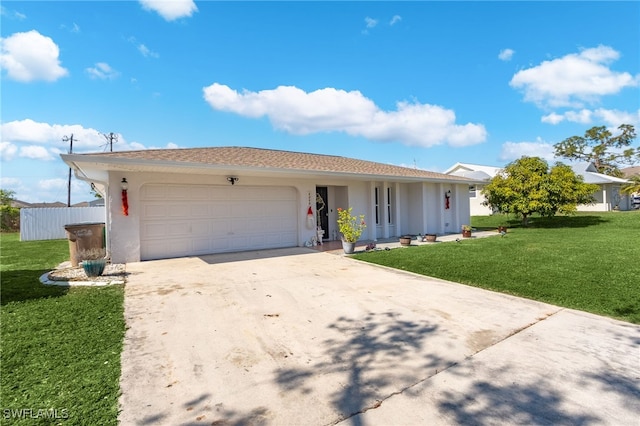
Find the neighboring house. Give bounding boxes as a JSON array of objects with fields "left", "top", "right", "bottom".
[
  {"left": 571, "top": 162, "right": 631, "bottom": 211},
  {"left": 10, "top": 200, "right": 67, "bottom": 208},
  {"left": 10, "top": 199, "right": 34, "bottom": 209},
  {"left": 72, "top": 199, "right": 106, "bottom": 207},
  {"left": 621, "top": 166, "right": 640, "bottom": 179},
  {"left": 445, "top": 161, "right": 632, "bottom": 214},
  {"left": 61, "top": 147, "right": 477, "bottom": 263},
  {"left": 444, "top": 163, "right": 501, "bottom": 216}
]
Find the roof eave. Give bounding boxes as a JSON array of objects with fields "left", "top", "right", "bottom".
[{"left": 60, "top": 153, "right": 479, "bottom": 184}]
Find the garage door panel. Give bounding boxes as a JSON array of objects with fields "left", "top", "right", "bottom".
[
  {"left": 192, "top": 238, "right": 211, "bottom": 253},
  {"left": 167, "top": 222, "right": 191, "bottom": 236},
  {"left": 168, "top": 205, "right": 190, "bottom": 217},
  {"left": 142, "top": 222, "right": 167, "bottom": 239},
  {"left": 143, "top": 204, "right": 167, "bottom": 219},
  {"left": 141, "top": 184, "right": 298, "bottom": 260},
  {"left": 211, "top": 204, "right": 231, "bottom": 217},
  {"left": 166, "top": 186, "right": 190, "bottom": 199},
  {"left": 191, "top": 220, "right": 210, "bottom": 234},
  {"left": 141, "top": 185, "right": 165, "bottom": 199},
  {"left": 190, "top": 204, "right": 210, "bottom": 217}
]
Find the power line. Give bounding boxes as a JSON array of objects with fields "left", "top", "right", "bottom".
[{"left": 101, "top": 132, "right": 118, "bottom": 152}]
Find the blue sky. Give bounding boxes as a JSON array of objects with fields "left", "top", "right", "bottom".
[{"left": 1, "top": 1, "right": 639, "bottom": 203}]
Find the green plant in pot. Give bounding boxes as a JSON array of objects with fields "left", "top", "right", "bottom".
[
  {"left": 76, "top": 248, "right": 107, "bottom": 277},
  {"left": 336, "top": 207, "right": 366, "bottom": 254},
  {"left": 461, "top": 224, "right": 472, "bottom": 238}
]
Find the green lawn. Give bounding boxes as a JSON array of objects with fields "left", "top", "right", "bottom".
[
  {"left": 354, "top": 211, "right": 640, "bottom": 324},
  {"left": 0, "top": 233, "right": 125, "bottom": 425}
]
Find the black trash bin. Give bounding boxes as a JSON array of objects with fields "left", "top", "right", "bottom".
[{"left": 64, "top": 222, "right": 105, "bottom": 267}]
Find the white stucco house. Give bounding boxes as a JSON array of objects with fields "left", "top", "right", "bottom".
[
  {"left": 61, "top": 147, "right": 477, "bottom": 263},
  {"left": 444, "top": 163, "right": 501, "bottom": 216},
  {"left": 445, "top": 161, "right": 632, "bottom": 215},
  {"left": 571, "top": 162, "right": 631, "bottom": 211}
]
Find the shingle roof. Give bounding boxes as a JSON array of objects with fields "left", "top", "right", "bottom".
[
  {"left": 621, "top": 166, "right": 640, "bottom": 178},
  {"left": 77, "top": 146, "right": 471, "bottom": 181}
]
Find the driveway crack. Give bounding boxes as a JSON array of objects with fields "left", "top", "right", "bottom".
[{"left": 331, "top": 308, "right": 564, "bottom": 425}]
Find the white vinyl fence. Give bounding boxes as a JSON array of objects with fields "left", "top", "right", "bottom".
[{"left": 20, "top": 207, "right": 106, "bottom": 241}]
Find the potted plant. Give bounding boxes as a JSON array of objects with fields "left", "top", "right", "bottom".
[
  {"left": 336, "top": 207, "right": 366, "bottom": 254},
  {"left": 76, "top": 247, "right": 107, "bottom": 277},
  {"left": 424, "top": 233, "right": 437, "bottom": 242},
  {"left": 497, "top": 225, "right": 508, "bottom": 233},
  {"left": 399, "top": 235, "right": 413, "bottom": 246},
  {"left": 461, "top": 225, "right": 472, "bottom": 238}
]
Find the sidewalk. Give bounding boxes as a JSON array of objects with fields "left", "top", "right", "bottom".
[{"left": 312, "top": 229, "right": 502, "bottom": 253}]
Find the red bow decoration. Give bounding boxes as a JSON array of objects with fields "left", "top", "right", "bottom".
[{"left": 122, "top": 189, "right": 129, "bottom": 216}]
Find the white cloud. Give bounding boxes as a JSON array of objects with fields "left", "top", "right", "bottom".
[
  {"left": 138, "top": 43, "right": 159, "bottom": 58},
  {"left": 202, "top": 83, "right": 487, "bottom": 148},
  {"left": 365, "top": 17, "right": 378, "bottom": 28},
  {"left": 139, "top": 0, "right": 197, "bottom": 21},
  {"left": 1, "top": 119, "right": 181, "bottom": 154},
  {"left": 20, "top": 145, "right": 54, "bottom": 161},
  {"left": 1, "top": 6, "right": 26, "bottom": 20},
  {"left": 2, "top": 119, "right": 103, "bottom": 150},
  {"left": 0, "top": 30, "right": 68, "bottom": 82},
  {"left": 0, "top": 177, "right": 21, "bottom": 187},
  {"left": 390, "top": 15, "right": 402, "bottom": 26},
  {"left": 594, "top": 108, "right": 640, "bottom": 128},
  {"left": 39, "top": 178, "right": 67, "bottom": 191},
  {"left": 498, "top": 48, "right": 514, "bottom": 61},
  {"left": 510, "top": 45, "right": 639, "bottom": 108},
  {"left": 500, "top": 139, "right": 556, "bottom": 162},
  {"left": 541, "top": 112, "right": 564, "bottom": 125},
  {"left": 0, "top": 142, "right": 18, "bottom": 161},
  {"left": 60, "top": 22, "right": 80, "bottom": 33},
  {"left": 86, "top": 62, "right": 120, "bottom": 80},
  {"left": 542, "top": 108, "right": 640, "bottom": 127}
]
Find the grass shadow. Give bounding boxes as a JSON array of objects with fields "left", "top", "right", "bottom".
[
  {"left": 526, "top": 215, "right": 610, "bottom": 229},
  {"left": 1, "top": 269, "right": 69, "bottom": 305}
]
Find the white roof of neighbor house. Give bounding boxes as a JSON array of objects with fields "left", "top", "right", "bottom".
[
  {"left": 444, "top": 162, "right": 502, "bottom": 180},
  {"left": 570, "top": 162, "right": 629, "bottom": 184}
]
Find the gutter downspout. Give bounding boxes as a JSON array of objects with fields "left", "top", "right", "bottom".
[{"left": 68, "top": 162, "right": 111, "bottom": 260}]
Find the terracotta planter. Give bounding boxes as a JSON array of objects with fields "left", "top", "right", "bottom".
[
  {"left": 498, "top": 226, "right": 507, "bottom": 233},
  {"left": 462, "top": 230, "right": 472, "bottom": 238},
  {"left": 399, "top": 236, "right": 412, "bottom": 246},
  {"left": 425, "top": 234, "right": 437, "bottom": 242},
  {"left": 342, "top": 240, "right": 356, "bottom": 254}
]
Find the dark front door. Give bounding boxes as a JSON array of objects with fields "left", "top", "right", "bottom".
[{"left": 316, "top": 186, "right": 329, "bottom": 241}]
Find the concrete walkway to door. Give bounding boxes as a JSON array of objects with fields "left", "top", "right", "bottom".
[{"left": 118, "top": 248, "right": 640, "bottom": 425}]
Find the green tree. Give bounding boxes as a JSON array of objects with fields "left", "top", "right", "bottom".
[
  {"left": 621, "top": 175, "right": 640, "bottom": 195},
  {"left": 482, "top": 157, "right": 598, "bottom": 225},
  {"left": 0, "top": 189, "right": 20, "bottom": 232},
  {"left": 554, "top": 124, "right": 638, "bottom": 177}
]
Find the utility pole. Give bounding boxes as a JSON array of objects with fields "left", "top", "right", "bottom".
[
  {"left": 62, "top": 134, "right": 76, "bottom": 207},
  {"left": 101, "top": 132, "right": 118, "bottom": 152}
]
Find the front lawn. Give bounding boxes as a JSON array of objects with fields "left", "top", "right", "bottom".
[
  {"left": 0, "top": 233, "right": 125, "bottom": 425},
  {"left": 354, "top": 212, "right": 640, "bottom": 324}
]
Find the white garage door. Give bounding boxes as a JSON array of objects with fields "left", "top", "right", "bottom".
[{"left": 140, "top": 184, "right": 298, "bottom": 260}]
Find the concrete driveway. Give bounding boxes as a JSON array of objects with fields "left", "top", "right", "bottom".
[{"left": 118, "top": 248, "right": 640, "bottom": 425}]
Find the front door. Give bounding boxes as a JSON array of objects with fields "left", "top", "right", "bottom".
[{"left": 316, "top": 186, "right": 329, "bottom": 241}]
